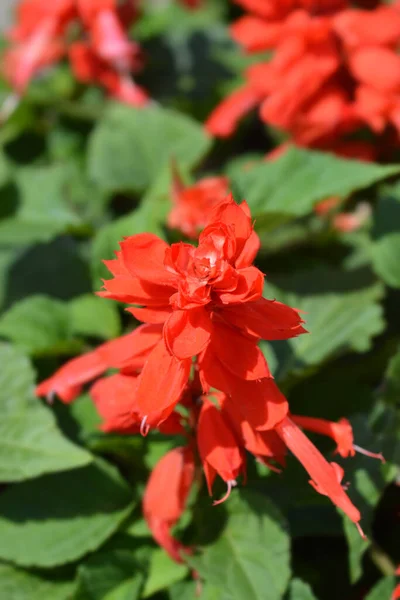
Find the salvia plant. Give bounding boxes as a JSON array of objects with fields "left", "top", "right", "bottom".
[{"left": 0, "top": 1, "right": 399, "bottom": 599}]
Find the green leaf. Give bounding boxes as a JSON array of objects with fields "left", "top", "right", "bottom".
[
  {"left": 370, "top": 233, "right": 400, "bottom": 288},
  {"left": 0, "top": 165, "right": 81, "bottom": 246},
  {"left": 0, "top": 343, "right": 91, "bottom": 482},
  {"left": 229, "top": 147, "right": 400, "bottom": 220},
  {"left": 365, "top": 577, "right": 395, "bottom": 600},
  {"left": 267, "top": 282, "right": 385, "bottom": 367},
  {"left": 383, "top": 347, "right": 400, "bottom": 404},
  {"left": 69, "top": 295, "right": 120, "bottom": 340},
  {"left": 76, "top": 549, "right": 143, "bottom": 600},
  {"left": 0, "top": 459, "right": 134, "bottom": 567},
  {"left": 190, "top": 490, "right": 290, "bottom": 600},
  {"left": 341, "top": 414, "right": 396, "bottom": 582},
  {"left": 289, "top": 579, "right": 318, "bottom": 600},
  {"left": 0, "top": 296, "right": 73, "bottom": 355},
  {"left": 0, "top": 563, "right": 77, "bottom": 600},
  {"left": 142, "top": 549, "right": 189, "bottom": 598},
  {"left": 87, "top": 104, "right": 211, "bottom": 193}
]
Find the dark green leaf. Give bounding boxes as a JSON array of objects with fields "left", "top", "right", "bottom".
[
  {"left": 370, "top": 233, "right": 400, "bottom": 288},
  {"left": 0, "top": 165, "right": 82, "bottom": 246},
  {"left": 365, "top": 577, "right": 395, "bottom": 600}
]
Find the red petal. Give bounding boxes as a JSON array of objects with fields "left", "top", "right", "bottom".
[
  {"left": 36, "top": 352, "right": 102, "bottom": 403},
  {"left": 143, "top": 446, "right": 195, "bottom": 524},
  {"left": 210, "top": 320, "right": 270, "bottom": 380},
  {"left": 90, "top": 374, "right": 139, "bottom": 433},
  {"left": 134, "top": 339, "right": 191, "bottom": 426},
  {"left": 97, "top": 323, "right": 163, "bottom": 369},
  {"left": 126, "top": 306, "right": 172, "bottom": 324},
  {"left": 218, "top": 266, "right": 264, "bottom": 304},
  {"left": 145, "top": 518, "right": 192, "bottom": 564},
  {"left": 205, "top": 85, "right": 261, "bottom": 138},
  {"left": 164, "top": 307, "right": 212, "bottom": 359},
  {"left": 231, "top": 16, "right": 281, "bottom": 52},
  {"left": 349, "top": 47, "right": 400, "bottom": 93},
  {"left": 206, "top": 197, "right": 252, "bottom": 259},
  {"left": 197, "top": 399, "right": 244, "bottom": 485},
  {"left": 99, "top": 276, "right": 175, "bottom": 306},
  {"left": 276, "top": 417, "right": 361, "bottom": 524},
  {"left": 235, "top": 229, "right": 260, "bottom": 269},
  {"left": 121, "top": 233, "right": 178, "bottom": 285},
  {"left": 222, "top": 298, "right": 306, "bottom": 340},
  {"left": 230, "top": 377, "right": 289, "bottom": 431}
]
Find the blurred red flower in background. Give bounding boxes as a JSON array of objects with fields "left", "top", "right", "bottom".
[{"left": 206, "top": 0, "right": 400, "bottom": 156}]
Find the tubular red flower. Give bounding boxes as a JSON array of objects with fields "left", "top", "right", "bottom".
[
  {"left": 35, "top": 323, "right": 162, "bottom": 402},
  {"left": 197, "top": 398, "right": 245, "bottom": 502},
  {"left": 143, "top": 446, "right": 195, "bottom": 563},
  {"left": 168, "top": 166, "right": 230, "bottom": 238},
  {"left": 275, "top": 416, "right": 363, "bottom": 532}
]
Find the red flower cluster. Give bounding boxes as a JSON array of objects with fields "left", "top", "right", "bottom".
[
  {"left": 37, "top": 195, "right": 376, "bottom": 563},
  {"left": 206, "top": 0, "right": 400, "bottom": 156},
  {"left": 3, "top": 0, "right": 200, "bottom": 103}
]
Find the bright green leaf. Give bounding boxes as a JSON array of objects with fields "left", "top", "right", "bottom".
[
  {"left": 0, "top": 343, "right": 91, "bottom": 481},
  {"left": 190, "top": 490, "right": 291, "bottom": 600},
  {"left": 0, "top": 296, "right": 73, "bottom": 355},
  {"left": 370, "top": 233, "right": 400, "bottom": 288},
  {"left": 289, "top": 579, "right": 318, "bottom": 600},
  {"left": 0, "top": 460, "right": 134, "bottom": 567},
  {"left": 229, "top": 147, "right": 400, "bottom": 220},
  {"left": 142, "top": 549, "right": 189, "bottom": 598},
  {"left": 87, "top": 104, "right": 211, "bottom": 193},
  {"left": 69, "top": 295, "right": 120, "bottom": 340},
  {"left": 267, "top": 282, "right": 385, "bottom": 367}
]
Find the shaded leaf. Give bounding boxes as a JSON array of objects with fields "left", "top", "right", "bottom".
[
  {"left": 0, "top": 460, "right": 134, "bottom": 567},
  {"left": 0, "top": 563, "right": 76, "bottom": 600},
  {"left": 0, "top": 165, "right": 81, "bottom": 246},
  {"left": 76, "top": 549, "right": 143, "bottom": 600},
  {"left": 365, "top": 577, "right": 396, "bottom": 600}
]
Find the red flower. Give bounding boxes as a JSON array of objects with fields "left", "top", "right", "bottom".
[
  {"left": 3, "top": 0, "right": 75, "bottom": 92},
  {"left": 207, "top": 0, "right": 400, "bottom": 155},
  {"left": 99, "top": 196, "right": 305, "bottom": 427},
  {"left": 143, "top": 446, "right": 195, "bottom": 563},
  {"left": 275, "top": 416, "right": 364, "bottom": 534},
  {"left": 90, "top": 373, "right": 184, "bottom": 435},
  {"left": 197, "top": 397, "right": 245, "bottom": 503},
  {"left": 291, "top": 414, "right": 385, "bottom": 461},
  {"left": 168, "top": 165, "right": 230, "bottom": 238},
  {"left": 35, "top": 323, "right": 162, "bottom": 402}
]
